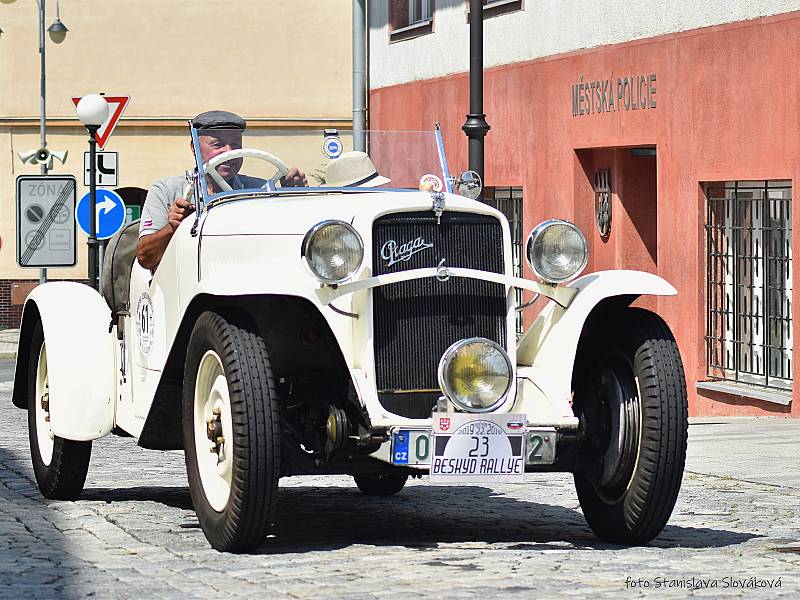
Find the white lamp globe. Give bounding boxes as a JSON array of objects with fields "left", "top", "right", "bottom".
[{"left": 76, "top": 94, "right": 109, "bottom": 127}]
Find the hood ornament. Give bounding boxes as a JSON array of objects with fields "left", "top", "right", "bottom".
[{"left": 430, "top": 191, "right": 445, "bottom": 225}]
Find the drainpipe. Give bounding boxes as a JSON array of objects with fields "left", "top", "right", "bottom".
[{"left": 352, "top": 0, "right": 367, "bottom": 151}]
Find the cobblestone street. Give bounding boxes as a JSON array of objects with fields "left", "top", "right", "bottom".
[{"left": 1, "top": 368, "right": 799, "bottom": 599}]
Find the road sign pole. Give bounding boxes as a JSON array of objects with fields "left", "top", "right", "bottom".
[{"left": 87, "top": 125, "right": 99, "bottom": 291}]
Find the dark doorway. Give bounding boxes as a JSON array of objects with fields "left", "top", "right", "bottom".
[{"left": 575, "top": 146, "right": 658, "bottom": 274}]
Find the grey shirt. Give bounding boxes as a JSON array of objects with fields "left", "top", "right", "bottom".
[{"left": 138, "top": 172, "right": 267, "bottom": 238}]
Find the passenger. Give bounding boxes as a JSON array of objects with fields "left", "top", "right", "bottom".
[
  {"left": 324, "top": 151, "right": 391, "bottom": 187},
  {"left": 136, "top": 110, "right": 307, "bottom": 270}
]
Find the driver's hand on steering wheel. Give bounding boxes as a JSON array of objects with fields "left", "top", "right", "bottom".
[{"left": 280, "top": 167, "right": 307, "bottom": 187}]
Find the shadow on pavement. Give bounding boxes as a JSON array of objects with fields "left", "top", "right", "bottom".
[
  {"left": 81, "top": 486, "right": 194, "bottom": 510},
  {"left": 72, "top": 482, "right": 760, "bottom": 554},
  {"left": 0, "top": 443, "right": 86, "bottom": 598}
]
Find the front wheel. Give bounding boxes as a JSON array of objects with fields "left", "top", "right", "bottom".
[
  {"left": 27, "top": 322, "right": 91, "bottom": 500},
  {"left": 183, "top": 311, "right": 280, "bottom": 553},
  {"left": 573, "top": 308, "right": 688, "bottom": 545}
]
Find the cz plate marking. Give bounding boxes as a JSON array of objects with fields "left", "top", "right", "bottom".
[{"left": 392, "top": 430, "right": 431, "bottom": 466}]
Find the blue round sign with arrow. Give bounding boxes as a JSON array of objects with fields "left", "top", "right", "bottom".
[{"left": 75, "top": 189, "right": 126, "bottom": 240}]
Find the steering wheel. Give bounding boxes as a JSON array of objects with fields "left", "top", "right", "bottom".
[
  {"left": 182, "top": 148, "right": 291, "bottom": 203},
  {"left": 203, "top": 148, "right": 290, "bottom": 192}
]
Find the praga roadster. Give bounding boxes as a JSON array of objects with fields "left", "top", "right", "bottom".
[{"left": 12, "top": 125, "right": 688, "bottom": 552}]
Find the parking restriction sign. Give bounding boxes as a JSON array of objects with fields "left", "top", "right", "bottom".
[{"left": 16, "top": 175, "right": 77, "bottom": 268}]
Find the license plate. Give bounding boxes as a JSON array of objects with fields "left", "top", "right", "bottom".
[
  {"left": 526, "top": 428, "right": 557, "bottom": 465},
  {"left": 392, "top": 430, "right": 432, "bottom": 466},
  {"left": 429, "top": 413, "right": 526, "bottom": 483}
]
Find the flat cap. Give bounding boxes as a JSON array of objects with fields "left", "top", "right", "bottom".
[{"left": 191, "top": 110, "right": 246, "bottom": 130}]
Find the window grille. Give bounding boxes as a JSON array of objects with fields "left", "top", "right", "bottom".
[
  {"left": 410, "top": 0, "right": 433, "bottom": 24},
  {"left": 705, "top": 180, "right": 792, "bottom": 391},
  {"left": 482, "top": 187, "right": 524, "bottom": 335}
]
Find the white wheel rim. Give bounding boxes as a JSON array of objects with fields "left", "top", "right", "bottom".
[
  {"left": 35, "top": 342, "right": 54, "bottom": 465},
  {"left": 194, "top": 350, "right": 234, "bottom": 512}
]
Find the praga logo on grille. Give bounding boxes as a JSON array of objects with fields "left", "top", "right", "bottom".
[{"left": 380, "top": 236, "right": 433, "bottom": 267}]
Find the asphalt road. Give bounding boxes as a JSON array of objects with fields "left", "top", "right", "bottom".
[{"left": 0, "top": 362, "right": 798, "bottom": 598}]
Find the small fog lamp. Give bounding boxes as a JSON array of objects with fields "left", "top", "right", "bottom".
[{"left": 437, "top": 337, "right": 513, "bottom": 413}]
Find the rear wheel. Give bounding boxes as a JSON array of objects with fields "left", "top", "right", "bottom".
[
  {"left": 27, "top": 322, "right": 91, "bottom": 500},
  {"left": 353, "top": 473, "right": 408, "bottom": 496},
  {"left": 573, "top": 308, "right": 687, "bottom": 544},
  {"left": 183, "top": 311, "right": 280, "bottom": 552}
]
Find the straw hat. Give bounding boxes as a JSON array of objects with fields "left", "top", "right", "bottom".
[{"left": 325, "top": 151, "right": 391, "bottom": 187}]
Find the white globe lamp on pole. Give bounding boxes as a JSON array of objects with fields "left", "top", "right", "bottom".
[{"left": 76, "top": 94, "right": 109, "bottom": 291}]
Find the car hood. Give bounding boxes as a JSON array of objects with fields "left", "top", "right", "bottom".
[{"left": 198, "top": 190, "right": 500, "bottom": 236}]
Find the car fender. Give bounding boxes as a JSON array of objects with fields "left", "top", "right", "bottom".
[
  {"left": 516, "top": 270, "right": 677, "bottom": 407},
  {"left": 12, "top": 282, "right": 115, "bottom": 441}
]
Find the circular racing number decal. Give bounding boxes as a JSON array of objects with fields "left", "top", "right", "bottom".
[
  {"left": 419, "top": 173, "right": 443, "bottom": 192},
  {"left": 136, "top": 292, "right": 154, "bottom": 356}
]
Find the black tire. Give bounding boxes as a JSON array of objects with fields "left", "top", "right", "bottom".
[
  {"left": 573, "top": 308, "right": 687, "bottom": 545},
  {"left": 183, "top": 311, "right": 280, "bottom": 553},
  {"left": 27, "top": 321, "right": 92, "bottom": 500},
  {"left": 353, "top": 473, "right": 408, "bottom": 496}
]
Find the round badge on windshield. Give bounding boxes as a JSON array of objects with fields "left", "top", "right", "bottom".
[{"left": 322, "top": 136, "right": 343, "bottom": 159}]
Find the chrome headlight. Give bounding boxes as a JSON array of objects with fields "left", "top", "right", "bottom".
[
  {"left": 526, "top": 220, "right": 588, "bottom": 284},
  {"left": 302, "top": 220, "right": 364, "bottom": 284},
  {"left": 437, "top": 338, "right": 513, "bottom": 413}
]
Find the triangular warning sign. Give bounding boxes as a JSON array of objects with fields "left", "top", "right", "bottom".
[{"left": 71, "top": 96, "right": 130, "bottom": 150}]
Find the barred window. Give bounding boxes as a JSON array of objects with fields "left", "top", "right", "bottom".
[
  {"left": 705, "top": 180, "right": 792, "bottom": 391},
  {"left": 482, "top": 186, "right": 524, "bottom": 335}
]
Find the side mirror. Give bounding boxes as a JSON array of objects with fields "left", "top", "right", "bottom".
[{"left": 455, "top": 170, "right": 483, "bottom": 200}]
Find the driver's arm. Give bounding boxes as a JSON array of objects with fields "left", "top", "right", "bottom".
[
  {"left": 136, "top": 224, "right": 174, "bottom": 270},
  {"left": 136, "top": 198, "right": 194, "bottom": 269},
  {"left": 136, "top": 178, "right": 194, "bottom": 270}
]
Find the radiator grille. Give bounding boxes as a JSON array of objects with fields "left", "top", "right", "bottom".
[{"left": 372, "top": 211, "right": 506, "bottom": 418}]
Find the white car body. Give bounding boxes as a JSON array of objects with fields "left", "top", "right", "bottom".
[
  {"left": 12, "top": 126, "right": 687, "bottom": 551},
  {"left": 13, "top": 189, "right": 674, "bottom": 453}
]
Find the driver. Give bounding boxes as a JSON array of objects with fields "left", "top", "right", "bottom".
[{"left": 136, "top": 110, "right": 306, "bottom": 269}]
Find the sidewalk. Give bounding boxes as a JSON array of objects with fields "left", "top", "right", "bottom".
[
  {"left": 686, "top": 417, "right": 800, "bottom": 488},
  {"left": 0, "top": 328, "right": 19, "bottom": 360}
]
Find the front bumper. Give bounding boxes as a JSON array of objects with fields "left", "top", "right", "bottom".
[{"left": 372, "top": 424, "right": 558, "bottom": 471}]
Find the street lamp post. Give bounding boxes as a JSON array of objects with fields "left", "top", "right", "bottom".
[
  {"left": 462, "top": 0, "right": 490, "bottom": 182},
  {"left": 1, "top": 0, "right": 68, "bottom": 283},
  {"left": 76, "top": 94, "right": 109, "bottom": 292}
]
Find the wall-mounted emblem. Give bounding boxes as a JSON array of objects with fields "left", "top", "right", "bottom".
[{"left": 594, "top": 169, "right": 611, "bottom": 238}]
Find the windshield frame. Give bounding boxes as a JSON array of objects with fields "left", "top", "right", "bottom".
[{"left": 188, "top": 123, "right": 454, "bottom": 209}]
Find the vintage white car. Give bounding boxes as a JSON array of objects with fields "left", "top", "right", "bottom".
[{"left": 12, "top": 125, "right": 687, "bottom": 552}]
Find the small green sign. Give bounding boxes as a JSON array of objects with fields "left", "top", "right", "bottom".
[{"left": 125, "top": 205, "right": 141, "bottom": 226}]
